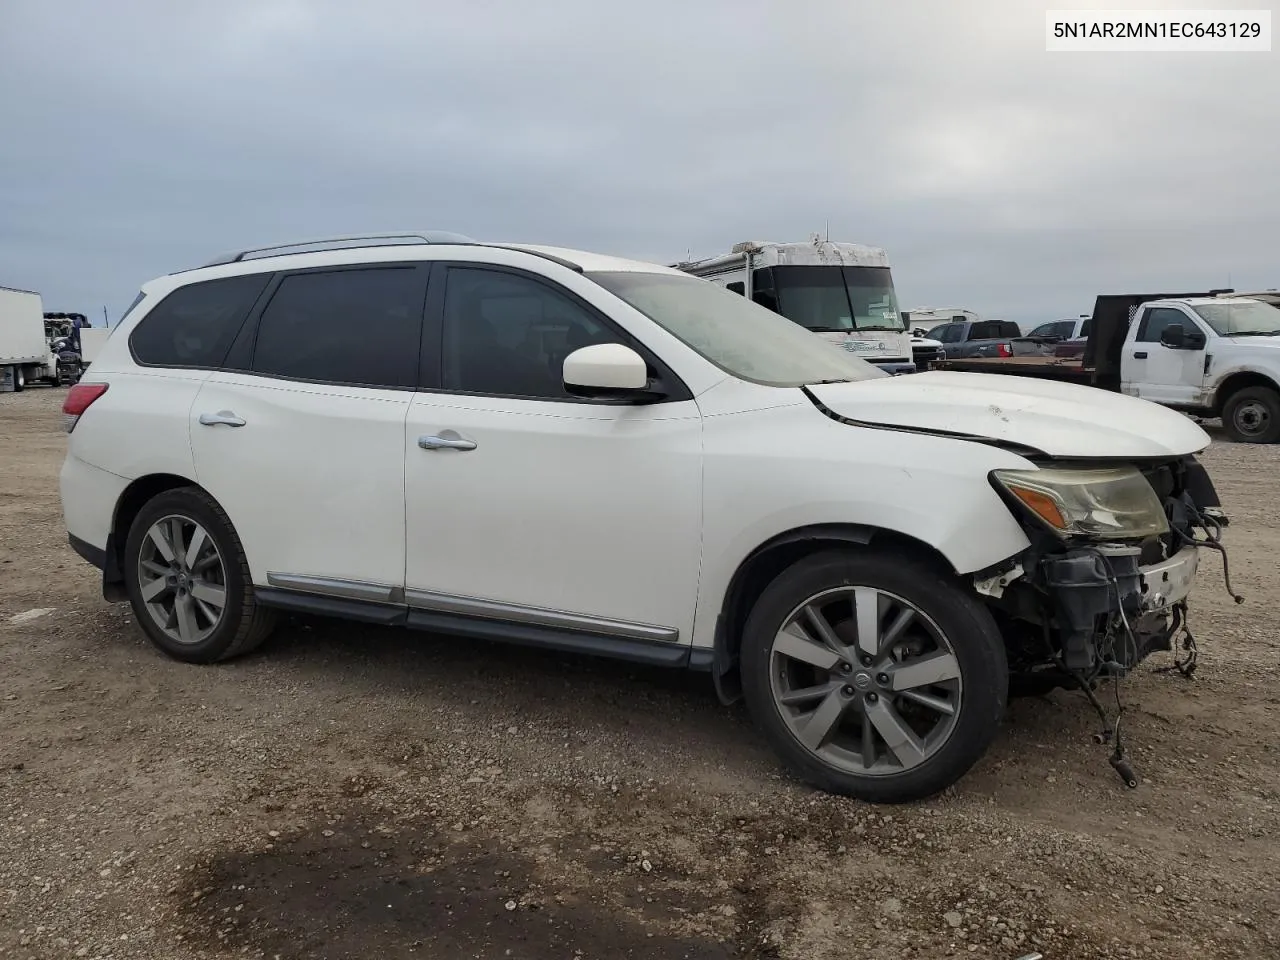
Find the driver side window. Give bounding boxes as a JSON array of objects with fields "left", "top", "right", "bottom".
[
  {"left": 1137, "top": 307, "right": 1192, "bottom": 343},
  {"left": 441, "top": 267, "right": 619, "bottom": 400}
]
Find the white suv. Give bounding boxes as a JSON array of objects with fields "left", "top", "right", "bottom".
[{"left": 60, "top": 233, "right": 1225, "bottom": 802}]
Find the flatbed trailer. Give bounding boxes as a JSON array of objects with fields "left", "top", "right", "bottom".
[{"left": 929, "top": 355, "right": 1093, "bottom": 383}]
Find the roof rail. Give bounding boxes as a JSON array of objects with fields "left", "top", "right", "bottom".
[{"left": 198, "top": 231, "right": 476, "bottom": 268}]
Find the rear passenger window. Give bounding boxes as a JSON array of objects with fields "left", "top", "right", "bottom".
[
  {"left": 251, "top": 267, "right": 425, "bottom": 388},
  {"left": 130, "top": 274, "right": 269, "bottom": 368}
]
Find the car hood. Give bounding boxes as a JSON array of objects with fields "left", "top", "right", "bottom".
[
  {"left": 808, "top": 370, "right": 1211, "bottom": 459},
  {"left": 1221, "top": 334, "right": 1280, "bottom": 348}
]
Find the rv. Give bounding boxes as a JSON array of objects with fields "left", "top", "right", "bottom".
[{"left": 670, "top": 238, "right": 915, "bottom": 374}]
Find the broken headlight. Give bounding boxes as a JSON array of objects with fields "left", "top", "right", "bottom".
[{"left": 992, "top": 466, "right": 1169, "bottom": 540}]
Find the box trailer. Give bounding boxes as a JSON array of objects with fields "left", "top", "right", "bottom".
[{"left": 0, "top": 286, "right": 53, "bottom": 392}]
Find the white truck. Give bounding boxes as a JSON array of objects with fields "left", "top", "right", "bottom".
[
  {"left": 670, "top": 238, "right": 916, "bottom": 374},
  {"left": 934, "top": 291, "right": 1280, "bottom": 443},
  {"left": 0, "top": 286, "right": 53, "bottom": 392},
  {"left": 1117, "top": 295, "right": 1280, "bottom": 442}
]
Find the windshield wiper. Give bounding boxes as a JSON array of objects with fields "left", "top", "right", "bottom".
[
  {"left": 803, "top": 326, "right": 851, "bottom": 333},
  {"left": 855, "top": 325, "right": 905, "bottom": 333},
  {"left": 810, "top": 378, "right": 853, "bottom": 384},
  {"left": 1226, "top": 330, "right": 1280, "bottom": 337}
]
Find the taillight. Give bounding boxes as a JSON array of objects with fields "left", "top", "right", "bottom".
[
  {"left": 62, "top": 383, "right": 108, "bottom": 433},
  {"left": 996, "top": 343, "right": 1012, "bottom": 358}
]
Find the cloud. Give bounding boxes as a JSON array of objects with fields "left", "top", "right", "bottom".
[{"left": 0, "top": 0, "right": 1275, "bottom": 323}]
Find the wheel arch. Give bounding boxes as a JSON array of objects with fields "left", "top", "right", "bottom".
[
  {"left": 103, "top": 473, "right": 211, "bottom": 601},
  {"left": 1212, "top": 369, "right": 1280, "bottom": 416},
  {"left": 708, "top": 523, "right": 958, "bottom": 705}
]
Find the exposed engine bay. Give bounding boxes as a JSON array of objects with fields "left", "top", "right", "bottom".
[{"left": 976, "top": 454, "right": 1238, "bottom": 788}]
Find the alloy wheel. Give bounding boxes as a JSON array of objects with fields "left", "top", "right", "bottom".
[
  {"left": 136, "top": 515, "right": 228, "bottom": 645},
  {"left": 768, "top": 586, "right": 963, "bottom": 777}
]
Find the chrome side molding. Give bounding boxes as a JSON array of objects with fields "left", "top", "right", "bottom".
[
  {"left": 263, "top": 573, "right": 680, "bottom": 644},
  {"left": 404, "top": 589, "right": 680, "bottom": 643}
]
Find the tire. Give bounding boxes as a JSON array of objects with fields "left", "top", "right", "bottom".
[
  {"left": 13, "top": 367, "right": 24, "bottom": 392},
  {"left": 124, "top": 487, "right": 276, "bottom": 663},
  {"left": 1222, "top": 386, "right": 1280, "bottom": 444},
  {"left": 740, "top": 548, "right": 1008, "bottom": 803}
]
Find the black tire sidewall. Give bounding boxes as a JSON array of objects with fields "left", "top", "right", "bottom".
[
  {"left": 740, "top": 549, "right": 1008, "bottom": 803},
  {"left": 123, "top": 489, "right": 248, "bottom": 664},
  {"left": 1223, "top": 387, "right": 1280, "bottom": 444}
]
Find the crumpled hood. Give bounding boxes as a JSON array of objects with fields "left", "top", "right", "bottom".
[{"left": 808, "top": 370, "right": 1211, "bottom": 458}]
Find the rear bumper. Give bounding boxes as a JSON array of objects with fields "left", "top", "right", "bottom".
[
  {"left": 69, "top": 533, "right": 106, "bottom": 569},
  {"left": 59, "top": 454, "right": 129, "bottom": 556}
]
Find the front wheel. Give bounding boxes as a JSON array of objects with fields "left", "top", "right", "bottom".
[
  {"left": 740, "top": 549, "right": 1008, "bottom": 803},
  {"left": 1222, "top": 386, "right": 1280, "bottom": 444}
]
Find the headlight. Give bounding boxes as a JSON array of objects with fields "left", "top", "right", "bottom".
[{"left": 992, "top": 466, "right": 1169, "bottom": 539}]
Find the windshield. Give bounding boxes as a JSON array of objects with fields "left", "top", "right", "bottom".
[
  {"left": 1192, "top": 300, "right": 1280, "bottom": 336},
  {"left": 769, "top": 266, "right": 904, "bottom": 333},
  {"left": 587, "top": 271, "right": 886, "bottom": 387}
]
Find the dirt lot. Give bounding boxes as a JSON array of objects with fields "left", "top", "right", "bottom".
[{"left": 1, "top": 388, "right": 1277, "bottom": 960}]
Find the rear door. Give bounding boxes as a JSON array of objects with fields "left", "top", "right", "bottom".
[
  {"left": 1123, "top": 306, "right": 1207, "bottom": 404},
  {"left": 189, "top": 262, "right": 430, "bottom": 596}
]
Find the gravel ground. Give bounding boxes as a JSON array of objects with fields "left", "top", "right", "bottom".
[{"left": 1, "top": 387, "right": 1277, "bottom": 960}]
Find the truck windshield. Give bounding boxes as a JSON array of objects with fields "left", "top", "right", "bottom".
[
  {"left": 769, "top": 266, "right": 905, "bottom": 334},
  {"left": 1192, "top": 300, "right": 1280, "bottom": 337},
  {"left": 587, "top": 271, "right": 886, "bottom": 387}
]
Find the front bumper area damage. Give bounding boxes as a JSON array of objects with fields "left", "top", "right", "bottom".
[
  {"left": 1043, "top": 543, "right": 1199, "bottom": 672},
  {"left": 978, "top": 453, "right": 1238, "bottom": 789}
]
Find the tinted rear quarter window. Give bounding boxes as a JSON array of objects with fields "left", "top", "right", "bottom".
[
  {"left": 251, "top": 267, "right": 426, "bottom": 388},
  {"left": 130, "top": 274, "right": 270, "bottom": 368}
]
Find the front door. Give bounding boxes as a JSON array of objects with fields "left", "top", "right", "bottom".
[
  {"left": 1125, "top": 306, "right": 1207, "bottom": 405},
  {"left": 403, "top": 264, "right": 703, "bottom": 654},
  {"left": 190, "top": 263, "right": 429, "bottom": 597}
]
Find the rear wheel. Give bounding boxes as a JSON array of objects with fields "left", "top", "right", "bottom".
[
  {"left": 124, "top": 488, "right": 276, "bottom": 663},
  {"left": 13, "top": 367, "right": 24, "bottom": 392},
  {"left": 740, "top": 549, "right": 1008, "bottom": 803},
  {"left": 1222, "top": 386, "right": 1280, "bottom": 444}
]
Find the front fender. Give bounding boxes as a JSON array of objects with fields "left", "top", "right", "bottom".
[{"left": 690, "top": 402, "right": 1035, "bottom": 651}]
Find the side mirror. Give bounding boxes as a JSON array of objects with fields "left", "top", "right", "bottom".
[
  {"left": 1160, "top": 324, "right": 1186, "bottom": 348},
  {"left": 1160, "top": 324, "right": 1207, "bottom": 350},
  {"left": 563, "top": 343, "right": 652, "bottom": 399}
]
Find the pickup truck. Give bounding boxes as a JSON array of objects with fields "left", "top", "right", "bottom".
[
  {"left": 931, "top": 290, "right": 1280, "bottom": 443},
  {"left": 1020, "top": 316, "right": 1091, "bottom": 357},
  {"left": 919, "top": 318, "right": 1024, "bottom": 358}
]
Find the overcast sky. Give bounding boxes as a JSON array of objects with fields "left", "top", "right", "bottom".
[{"left": 1, "top": 0, "right": 1276, "bottom": 326}]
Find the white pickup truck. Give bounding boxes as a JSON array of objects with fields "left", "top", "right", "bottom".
[
  {"left": 933, "top": 293, "right": 1280, "bottom": 444},
  {"left": 1120, "top": 296, "right": 1280, "bottom": 443}
]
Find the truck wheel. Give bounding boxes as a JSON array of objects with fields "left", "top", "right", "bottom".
[
  {"left": 13, "top": 367, "right": 24, "bottom": 392},
  {"left": 740, "top": 549, "right": 1008, "bottom": 803},
  {"left": 123, "top": 487, "right": 276, "bottom": 664},
  {"left": 1222, "top": 386, "right": 1280, "bottom": 443}
]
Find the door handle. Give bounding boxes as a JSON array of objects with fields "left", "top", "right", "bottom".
[
  {"left": 418, "top": 430, "right": 476, "bottom": 452},
  {"left": 199, "top": 411, "right": 246, "bottom": 427},
  {"left": 1133, "top": 351, "right": 1148, "bottom": 359}
]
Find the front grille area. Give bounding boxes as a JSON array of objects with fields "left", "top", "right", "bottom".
[{"left": 912, "top": 345, "right": 942, "bottom": 370}]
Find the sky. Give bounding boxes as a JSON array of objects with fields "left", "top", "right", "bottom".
[{"left": 1, "top": 0, "right": 1277, "bottom": 327}]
